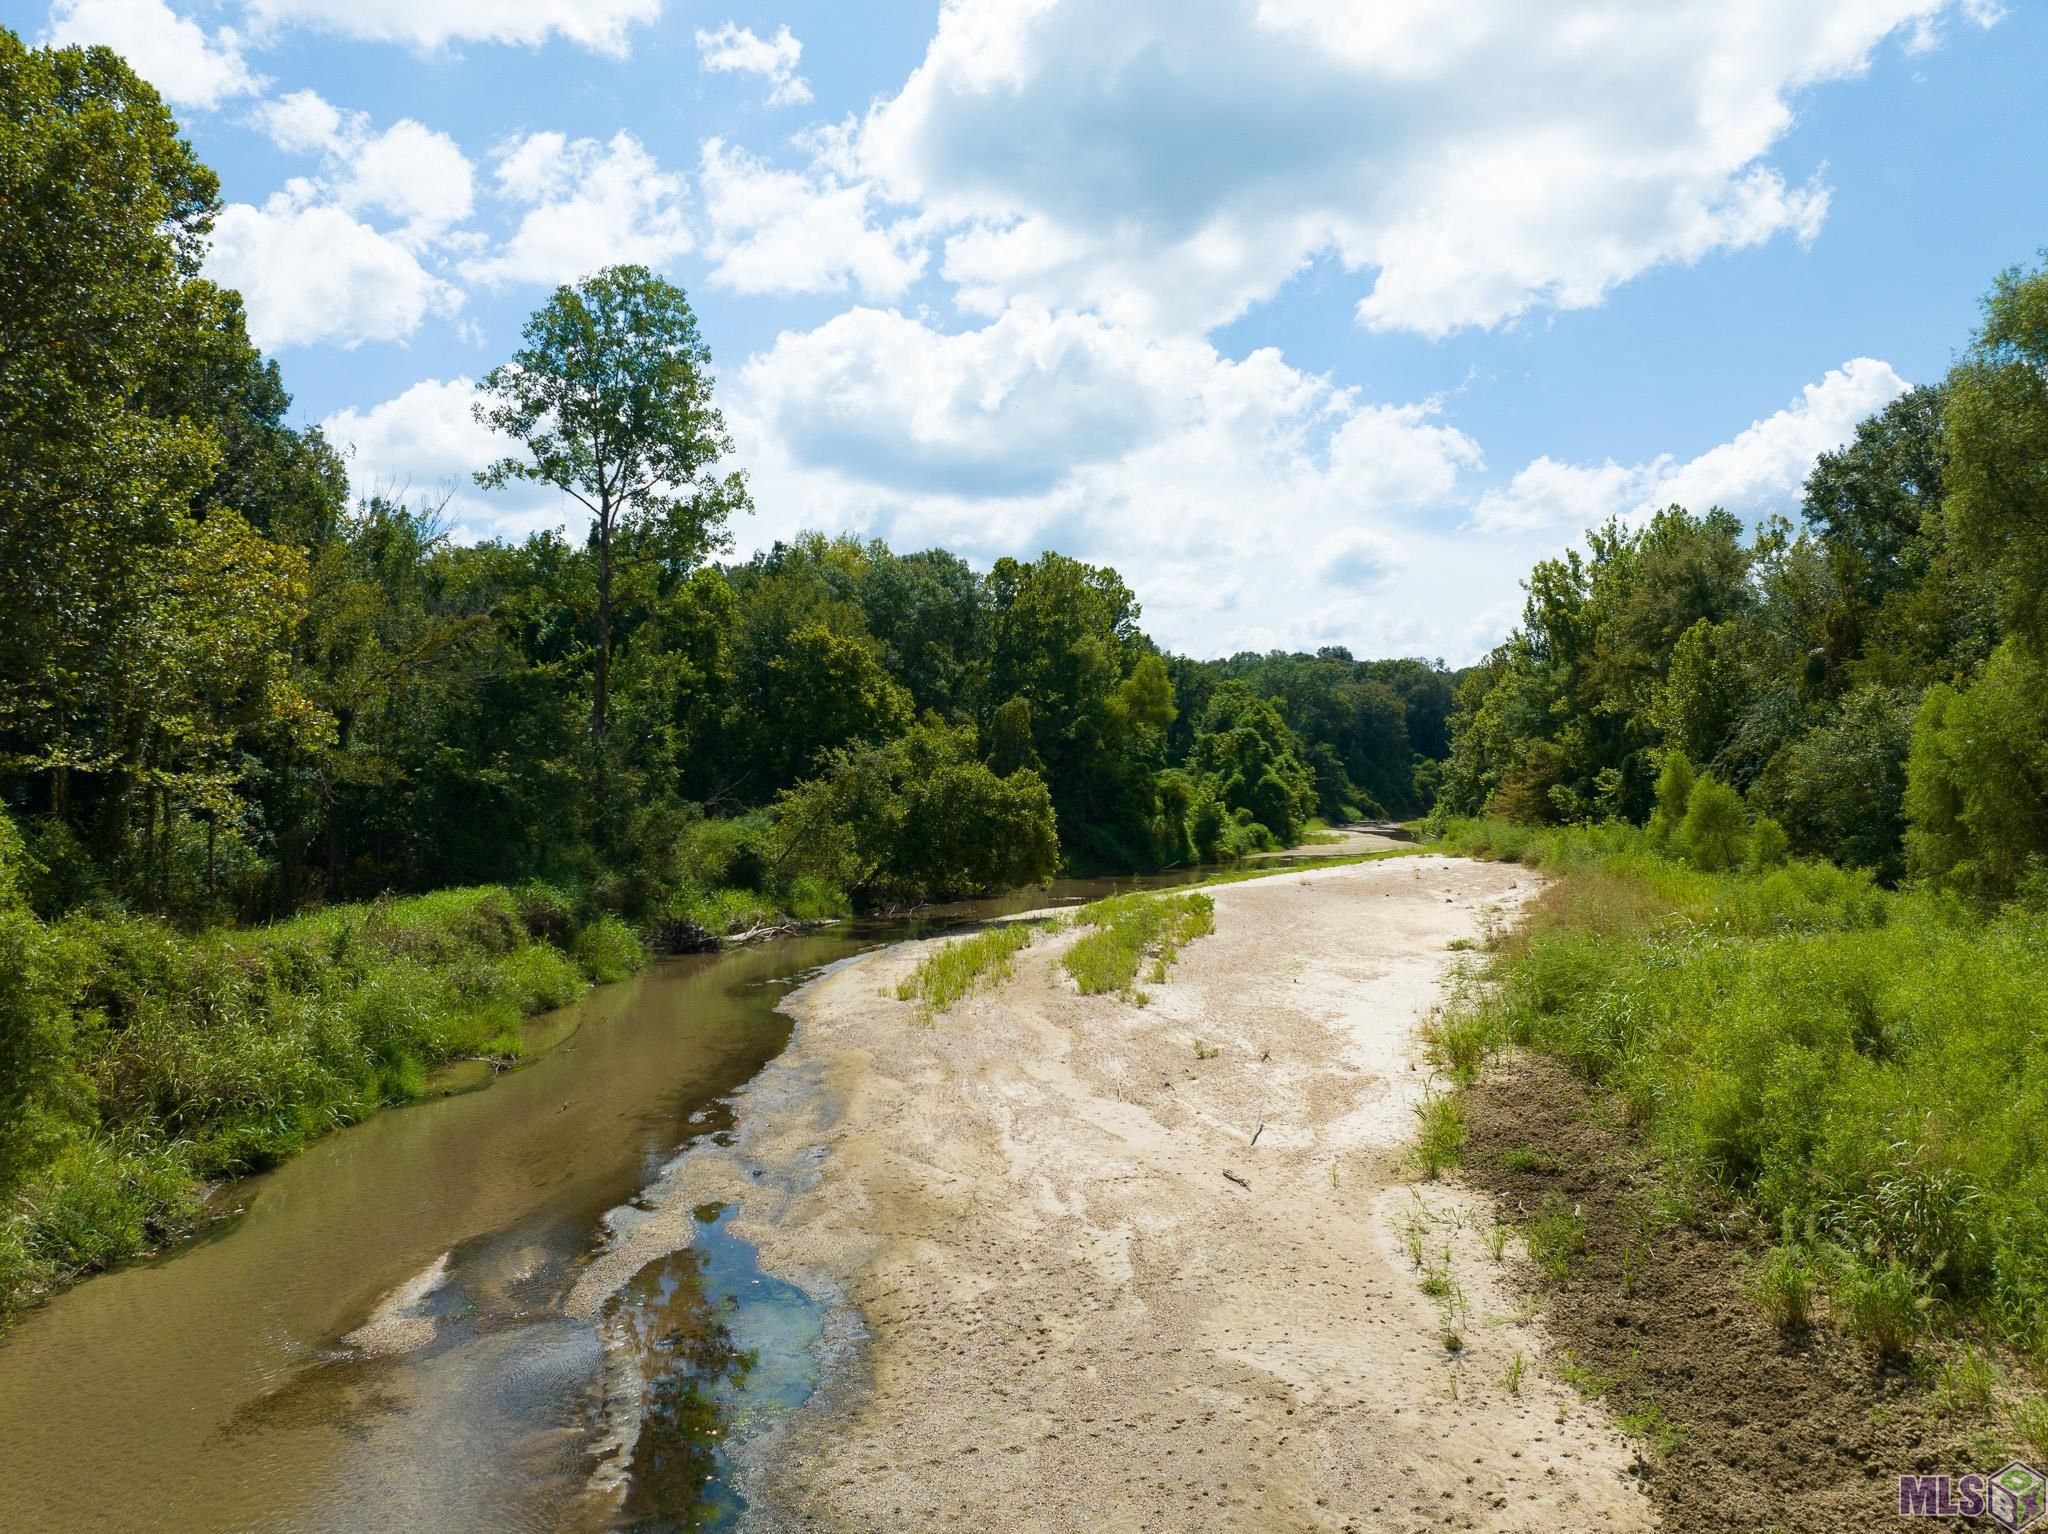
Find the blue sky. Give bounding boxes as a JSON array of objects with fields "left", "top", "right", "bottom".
[{"left": 16, "top": 0, "right": 2044, "bottom": 661}]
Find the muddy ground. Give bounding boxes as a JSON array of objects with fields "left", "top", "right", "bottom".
[{"left": 1462, "top": 1053, "right": 1984, "bottom": 1534}]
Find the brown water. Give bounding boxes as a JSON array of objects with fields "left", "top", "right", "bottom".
[{"left": 0, "top": 876, "right": 1193, "bottom": 1534}]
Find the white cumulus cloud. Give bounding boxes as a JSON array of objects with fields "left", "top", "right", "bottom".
[
  {"left": 242, "top": 0, "right": 663, "bottom": 55},
  {"left": 699, "top": 139, "right": 926, "bottom": 299},
  {"left": 695, "top": 21, "right": 811, "bottom": 105},
  {"left": 730, "top": 305, "right": 1497, "bottom": 656},
  {"left": 1474, "top": 357, "right": 1912, "bottom": 533},
  {"left": 208, "top": 190, "right": 463, "bottom": 349},
  {"left": 854, "top": 0, "right": 1995, "bottom": 336},
  {"left": 463, "top": 131, "right": 693, "bottom": 287},
  {"left": 253, "top": 90, "right": 475, "bottom": 245},
  {"left": 46, "top": 0, "right": 262, "bottom": 109}
]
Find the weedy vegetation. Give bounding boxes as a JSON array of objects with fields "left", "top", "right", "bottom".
[
  {"left": 895, "top": 921, "right": 1042, "bottom": 1022},
  {"left": 1061, "top": 890, "right": 1215, "bottom": 1000}
]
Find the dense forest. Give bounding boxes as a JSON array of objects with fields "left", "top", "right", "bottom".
[{"left": 1434, "top": 256, "right": 2048, "bottom": 903}]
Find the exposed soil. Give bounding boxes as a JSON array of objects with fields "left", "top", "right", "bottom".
[{"left": 1463, "top": 1054, "right": 1979, "bottom": 1533}]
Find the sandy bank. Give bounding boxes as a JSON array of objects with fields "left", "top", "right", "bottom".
[{"left": 574, "top": 855, "right": 1656, "bottom": 1532}]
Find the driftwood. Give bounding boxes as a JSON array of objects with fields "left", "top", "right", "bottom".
[
  {"left": 1222, "top": 1169, "right": 1251, "bottom": 1190},
  {"left": 1249, "top": 1121, "right": 1265, "bottom": 1148}
]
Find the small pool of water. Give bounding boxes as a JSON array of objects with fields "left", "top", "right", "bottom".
[{"left": 609, "top": 1203, "right": 825, "bottom": 1532}]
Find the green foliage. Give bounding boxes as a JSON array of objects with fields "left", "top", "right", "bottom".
[
  {"left": 1440, "top": 818, "right": 2048, "bottom": 1362},
  {"left": 0, "top": 881, "right": 647, "bottom": 1317},
  {"left": 776, "top": 719, "right": 1060, "bottom": 905},
  {"left": 1944, "top": 261, "right": 2048, "bottom": 653},
  {"left": 1748, "top": 1245, "right": 1819, "bottom": 1333},
  {"left": 1904, "top": 642, "right": 2048, "bottom": 902},
  {"left": 1647, "top": 752, "right": 1695, "bottom": 850},
  {"left": 1414, "top": 1091, "right": 1465, "bottom": 1178},
  {"left": 1185, "top": 682, "right": 1320, "bottom": 849},
  {"left": 1678, "top": 774, "right": 1747, "bottom": 871},
  {"left": 1061, "top": 891, "right": 1215, "bottom": 998},
  {"left": 1751, "top": 686, "right": 1917, "bottom": 880},
  {"left": 894, "top": 922, "right": 1040, "bottom": 1021},
  {"left": 1837, "top": 1257, "right": 1927, "bottom": 1359}
]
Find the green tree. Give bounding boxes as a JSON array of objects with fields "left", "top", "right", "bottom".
[
  {"left": 1647, "top": 751, "right": 1695, "bottom": 851},
  {"left": 1750, "top": 686, "right": 1917, "bottom": 882},
  {"left": 1904, "top": 644, "right": 2048, "bottom": 901},
  {"left": 1944, "top": 261, "right": 2048, "bottom": 652},
  {"left": 1679, "top": 775, "right": 1747, "bottom": 872},
  {"left": 775, "top": 721, "right": 1059, "bottom": 903},
  {"left": 1187, "top": 682, "right": 1319, "bottom": 847},
  {"left": 475, "top": 266, "right": 750, "bottom": 805}
]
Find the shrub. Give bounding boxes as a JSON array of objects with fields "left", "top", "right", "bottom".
[
  {"left": 571, "top": 916, "right": 646, "bottom": 984},
  {"left": 1647, "top": 752, "right": 1695, "bottom": 851},
  {"left": 1679, "top": 775, "right": 1747, "bottom": 871}
]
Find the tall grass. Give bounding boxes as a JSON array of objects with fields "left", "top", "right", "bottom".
[
  {"left": 895, "top": 922, "right": 1040, "bottom": 1021},
  {"left": 0, "top": 884, "right": 646, "bottom": 1320},
  {"left": 1433, "top": 816, "right": 2048, "bottom": 1362},
  {"left": 1061, "top": 890, "right": 1215, "bottom": 998}
]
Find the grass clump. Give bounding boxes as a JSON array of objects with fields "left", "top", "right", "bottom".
[
  {"left": 895, "top": 922, "right": 1039, "bottom": 1022},
  {"left": 1414, "top": 1090, "right": 1465, "bottom": 1178},
  {"left": 1061, "top": 890, "right": 1215, "bottom": 999},
  {"left": 1432, "top": 815, "right": 2048, "bottom": 1366},
  {"left": 1525, "top": 1192, "right": 1587, "bottom": 1280},
  {"left": 1748, "top": 1244, "right": 1821, "bottom": 1334}
]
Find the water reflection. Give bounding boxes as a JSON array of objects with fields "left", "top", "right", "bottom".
[{"left": 613, "top": 1203, "right": 824, "bottom": 1532}]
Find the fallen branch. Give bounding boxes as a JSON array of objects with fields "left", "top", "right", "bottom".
[
  {"left": 1223, "top": 1169, "right": 1251, "bottom": 1190},
  {"left": 1249, "top": 1121, "right": 1265, "bottom": 1148}
]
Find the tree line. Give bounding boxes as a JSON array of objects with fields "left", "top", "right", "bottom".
[
  {"left": 1435, "top": 257, "right": 2048, "bottom": 903},
  {"left": 0, "top": 29, "right": 1451, "bottom": 938}
]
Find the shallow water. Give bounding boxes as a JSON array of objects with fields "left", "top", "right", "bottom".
[{"left": 0, "top": 874, "right": 1197, "bottom": 1533}]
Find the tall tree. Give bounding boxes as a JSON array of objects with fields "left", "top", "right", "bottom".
[{"left": 475, "top": 266, "right": 750, "bottom": 809}]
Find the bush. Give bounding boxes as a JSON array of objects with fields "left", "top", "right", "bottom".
[
  {"left": 1679, "top": 775, "right": 1747, "bottom": 870},
  {"left": 1905, "top": 642, "right": 2048, "bottom": 902},
  {"left": 1647, "top": 752, "right": 1695, "bottom": 851},
  {"left": 571, "top": 916, "right": 646, "bottom": 984}
]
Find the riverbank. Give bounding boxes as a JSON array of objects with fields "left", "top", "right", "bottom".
[
  {"left": 574, "top": 855, "right": 1659, "bottom": 1531},
  {"left": 0, "top": 882, "right": 650, "bottom": 1321}
]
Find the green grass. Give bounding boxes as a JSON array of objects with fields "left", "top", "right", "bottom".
[
  {"left": 0, "top": 883, "right": 648, "bottom": 1322},
  {"left": 1415, "top": 1090, "right": 1465, "bottom": 1178},
  {"left": 1061, "top": 890, "right": 1215, "bottom": 999},
  {"left": 895, "top": 921, "right": 1040, "bottom": 1021},
  {"left": 1433, "top": 814, "right": 2048, "bottom": 1364}
]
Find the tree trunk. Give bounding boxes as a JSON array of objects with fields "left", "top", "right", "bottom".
[{"left": 593, "top": 503, "right": 613, "bottom": 820}]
